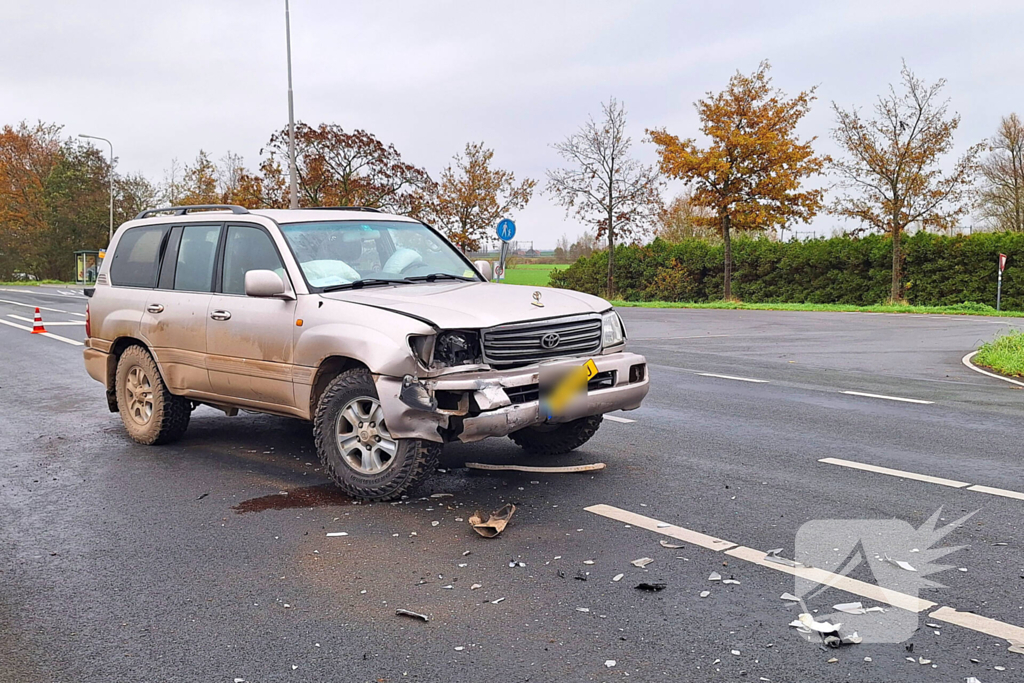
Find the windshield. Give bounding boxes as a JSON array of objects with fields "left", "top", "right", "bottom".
[{"left": 279, "top": 220, "right": 480, "bottom": 290}]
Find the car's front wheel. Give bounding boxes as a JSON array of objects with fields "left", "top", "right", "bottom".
[
  {"left": 509, "top": 414, "right": 603, "bottom": 455},
  {"left": 314, "top": 368, "right": 439, "bottom": 501},
  {"left": 115, "top": 344, "right": 191, "bottom": 445}
]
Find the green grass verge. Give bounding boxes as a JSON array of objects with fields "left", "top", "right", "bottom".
[
  {"left": 0, "top": 280, "right": 77, "bottom": 286},
  {"left": 974, "top": 331, "right": 1024, "bottom": 377},
  {"left": 609, "top": 300, "right": 1024, "bottom": 317},
  {"left": 501, "top": 265, "right": 562, "bottom": 286}
]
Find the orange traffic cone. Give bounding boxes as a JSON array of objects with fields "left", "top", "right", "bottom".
[{"left": 31, "top": 307, "right": 47, "bottom": 334}]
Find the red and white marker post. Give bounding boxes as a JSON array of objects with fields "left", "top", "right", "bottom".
[{"left": 997, "top": 253, "right": 1008, "bottom": 311}]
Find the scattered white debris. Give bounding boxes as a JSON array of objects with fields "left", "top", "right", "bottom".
[
  {"left": 995, "top": 665, "right": 1007, "bottom": 671},
  {"left": 583, "top": 560, "right": 595, "bottom": 565},
  {"left": 918, "top": 657, "right": 931, "bottom": 665},
  {"left": 1008, "top": 638, "right": 1024, "bottom": 655},
  {"left": 458, "top": 563, "right": 467, "bottom": 568},
  {"left": 454, "top": 646, "right": 464, "bottom": 651},
  {"left": 834, "top": 602, "right": 867, "bottom": 615},
  {"left": 827, "top": 658, "right": 838, "bottom": 664},
  {"left": 722, "top": 579, "right": 740, "bottom": 585},
  {"left": 631, "top": 557, "right": 653, "bottom": 568},
  {"left": 885, "top": 556, "right": 917, "bottom": 572},
  {"left": 966, "top": 677, "right": 982, "bottom": 683},
  {"left": 731, "top": 650, "right": 741, "bottom": 656},
  {"left": 864, "top": 657, "right": 872, "bottom": 662},
  {"left": 700, "top": 590, "right": 711, "bottom": 598},
  {"left": 612, "top": 574, "right": 624, "bottom": 582},
  {"left": 395, "top": 608, "right": 429, "bottom": 622},
  {"left": 657, "top": 523, "right": 670, "bottom": 528},
  {"left": 325, "top": 532, "right": 348, "bottom": 537},
  {"left": 708, "top": 572, "right": 722, "bottom": 581},
  {"left": 470, "top": 584, "right": 482, "bottom": 590},
  {"left": 794, "top": 613, "right": 841, "bottom": 634},
  {"left": 491, "top": 597, "right": 505, "bottom": 604},
  {"left": 780, "top": 592, "right": 800, "bottom": 602},
  {"left": 431, "top": 521, "right": 440, "bottom": 527},
  {"left": 430, "top": 493, "right": 453, "bottom": 498},
  {"left": 659, "top": 540, "right": 684, "bottom": 549},
  {"left": 604, "top": 660, "right": 616, "bottom": 668}
]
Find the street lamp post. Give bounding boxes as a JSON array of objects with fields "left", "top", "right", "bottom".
[
  {"left": 78, "top": 134, "right": 114, "bottom": 241},
  {"left": 285, "top": 0, "right": 299, "bottom": 209}
]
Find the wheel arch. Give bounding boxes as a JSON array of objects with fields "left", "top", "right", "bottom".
[
  {"left": 104, "top": 336, "right": 151, "bottom": 412},
  {"left": 309, "top": 355, "right": 370, "bottom": 418}
]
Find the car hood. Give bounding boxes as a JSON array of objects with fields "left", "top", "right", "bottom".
[{"left": 320, "top": 281, "right": 611, "bottom": 329}]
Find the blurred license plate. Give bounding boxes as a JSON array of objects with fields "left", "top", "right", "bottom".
[{"left": 540, "top": 359, "right": 598, "bottom": 418}]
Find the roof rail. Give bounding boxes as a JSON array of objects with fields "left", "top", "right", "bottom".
[
  {"left": 302, "top": 206, "right": 382, "bottom": 213},
  {"left": 135, "top": 204, "right": 250, "bottom": 220}
]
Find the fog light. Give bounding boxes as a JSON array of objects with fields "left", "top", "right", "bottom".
[{"left": 628, "top": 363, "right": 646, "bottom": 383}]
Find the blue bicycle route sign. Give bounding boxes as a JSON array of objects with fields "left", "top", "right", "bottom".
[{"left": 496, "top": 218, "right": 516, "bottom": 242}]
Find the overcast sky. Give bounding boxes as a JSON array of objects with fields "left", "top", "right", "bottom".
[{"left": 4, "top": 0, "right": 1023, "bottom": 248}]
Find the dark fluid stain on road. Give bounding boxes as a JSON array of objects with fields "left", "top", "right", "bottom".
[{"left": 233, "top": 484, "right": 353, "bottom": 514}]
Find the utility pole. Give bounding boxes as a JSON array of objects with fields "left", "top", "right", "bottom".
[
  {"left": 78, "top": 134, "right": 114, "bottom": 240},
  {"left": 285, "top": 0, "right": 299, "bottom": 209}
]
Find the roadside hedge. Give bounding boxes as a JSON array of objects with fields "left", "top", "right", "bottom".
[{"left": 549, "top": 232, "right": 1024, "bottom": 309}]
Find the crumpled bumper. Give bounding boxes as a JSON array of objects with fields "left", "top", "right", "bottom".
[{"left": 376, "top": 352, "right": 649, "bottom": 443}]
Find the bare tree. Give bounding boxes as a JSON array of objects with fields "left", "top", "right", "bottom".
[
  {"left": 978, "top": 113, "right": 1024, "bottom": 232},
  {"left": 546, "top": 98, "right": 663, "bottom": 297},
  {"left": 830, "top": 63, "right": 984, "bottom": 302},
  {"left": 160, "top": 158, "right": 184, "bottom": 206},
  {"left": 217, "top": 151, "right": 247, "bottom": 203},
  {"left": 655, "top": 189, "right": 718, "bottom": 242}
]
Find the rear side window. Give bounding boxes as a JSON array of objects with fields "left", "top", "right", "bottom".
[
  {"left": 109, "top": 226, "right": 168, "bottom": 288},
  {"left": 173, "top": 225, "right": 221, "bottom": 292},
  {"left": 222, "top": 225, "right": 286, "bottom": 295}
]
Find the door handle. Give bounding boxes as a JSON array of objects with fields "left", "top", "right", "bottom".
[
  {"left": 210, "top": 310, "right": 232, "bottom": 321},
  {"left": 146, "top": 304, "right": 164, "bottom": 313}
]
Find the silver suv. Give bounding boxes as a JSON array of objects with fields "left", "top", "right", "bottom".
[{"left": 83, "top": 205, "right": 649, "bottom": 500}]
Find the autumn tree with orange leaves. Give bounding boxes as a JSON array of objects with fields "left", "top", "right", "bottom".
[
  {"left": 648, "top": 61, "right": 827, "bottom": 300},
  {"left": 831, "top": 63, "right": 984, "bottom": 302},
  {"left": 425, "top": 142, "right": 535, "bottom": 252},
  {"left": 264, "top": 123, "right": 433, "bottom": 213}
]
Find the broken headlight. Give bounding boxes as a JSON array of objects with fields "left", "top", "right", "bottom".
[
  {"left": 432, "top": 331, "right": 482, "bottom": 367},
  {"left": 601, "top": 310, "right": 626, "bottom": 348}
]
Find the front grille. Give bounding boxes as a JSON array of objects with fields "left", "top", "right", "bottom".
[{"left": 481, "top": 315, "right": 603, "bottom": 369}]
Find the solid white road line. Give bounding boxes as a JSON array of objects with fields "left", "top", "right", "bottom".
[
  {"left": 9, "top": 314, "right": 84, "bottom": 326},
  {"left": 962, "top": 350, "right": 1024, "bottom": 388},
  {"left": 818, "top": 457, "right": 971, "bottom": 488},
  {"left": 966, "top": 484, "right": 1024, "bottom": 501},
  {"left": 841, "top": 390, "right": 933, "bottom": 404},
  {"left": 586, "top": 504, "right": 1024, "bottom": 643},
  {"left": 604, "top": 415, "right": 636, "bottom": 424},
  {"left": 583, "top": 504, "right": 736, "bottom": 551},
  {"left": 696, "top": 373, "right": 769, "bottom": 383},
  {"left": 0, "top": 298, "right": 86, "bottom": 317},
  {"left": 0, "top": 319, "right": 84, "bottom": 346}
]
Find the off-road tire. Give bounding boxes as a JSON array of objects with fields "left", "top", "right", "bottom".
[
  {"left": 313, "top": 368, "right": 440, "bottom": 501},
  {"left": 115, "top": 344, "right": 191, "bottom": 445},
  {"left": 509, "top": 414, "right": 603, "bottom": 455}
]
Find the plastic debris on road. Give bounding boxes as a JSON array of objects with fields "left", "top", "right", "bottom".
[
  {"left": 631, "top": 557, "right": 654, "bottom": 568},
  {"left": 612, "top": 573, "right": 624, "bottom": 582},
  {"left": 764, "top": 548, "right": 803, "bottom": 568},
  {"left": 465, "top": 462, "right": 605, "bottom": 473},
  {"left": 780, "top": 592, "right": 800, "bottom": 602},
  {"left": 395, "top": 608, "right": 429, "bottom": 622},
  {"left": 1008, "top": 638, "right": 1024, "bottom": 655},
  {"left": 469, "top": 504, "right": 516, "bottom": 538},
  {"left": 604, "top": 660, "right": 616, "bottom": 668},
  {"left": 325, "top": 532, "right": 348, "bottom": 537},
  {"left": 700, "top": 590, "right": 711, "bottom": 598},
  {"left": 708, "top": 572, "right": 722, "bottom": 581},
  {"left": 659, "top": 540, "right": 683, "bottom": 549},
  {"left": 635, "top": 582, "right": 667, "bottom": 592}
]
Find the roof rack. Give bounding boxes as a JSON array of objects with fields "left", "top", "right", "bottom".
[
  {"left": 302, "top": 206, "right": 382, "bottom": 213},
  {"left": 135, "top": 204, "right": 250, "bottom": 220}
]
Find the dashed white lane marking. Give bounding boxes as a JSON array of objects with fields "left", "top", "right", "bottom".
[
  {"left": 0, "top": 298, "right": 86, "bottom": 317},
  {"left": 0, "top": 319, "right": 84, "bottom": 346},
  {"left": 966, "top": 484, "right": 1024, "bottom": 501},
  {"left": 962, "top": 350, "right": 1024, "bottom": 388},
  {"left": 841, "top": 390, "right": 933, "bottom": 404},
  {"left": 604, "top": 415, "right": 636, "bottom": 424},
  {"left": 633, "top": 334, "right": 730, "bottom": 341},
  {"left": 696, "top": 373, "right": 768, "bottom": 383},
  {"left": 820, "top": 457, "right": 1024, "bottom": 501},
  {"left": 586, "top": 504, "right": 1024, "bottom": 642},
  {"left": 818, "top": 457, "right": 970, "bottom": 488},
  {"left": 8, "top": 314, "right": 84, "bottom": 326}
]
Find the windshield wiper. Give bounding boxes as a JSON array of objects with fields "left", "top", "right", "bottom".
[
  {"left": 321, "top": 277, "right": 413, "bottom": 292},
  {"left": 407, "top": 273, "right": 477, "bottom": 282}
]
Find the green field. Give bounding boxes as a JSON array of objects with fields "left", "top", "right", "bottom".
[{"left": 499, "top": 264, "right": 562, "bottom": 286}]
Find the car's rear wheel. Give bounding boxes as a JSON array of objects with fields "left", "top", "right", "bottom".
[
  {"left": 115, "top": 345, "right": 191, "bottom": 445},
  {"left": 314, "top": 368, "right": 439, "bottom": 501},
  {"left": 509, "top": 415, "right": 603, "bottom": 455}
]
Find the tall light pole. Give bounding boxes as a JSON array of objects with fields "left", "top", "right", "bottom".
[
  {"left": 79, "top": 134, "right": 114, "bottom": 241},
  {"left": 285, "top": 0, "right": 299, "bottom": 209}
]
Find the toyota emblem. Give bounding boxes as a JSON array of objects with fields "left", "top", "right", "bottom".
[{"left": 540, "top": 332, "right": 560, "bottom": 349}]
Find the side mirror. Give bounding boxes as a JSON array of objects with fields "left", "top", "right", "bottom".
[
  {"left": 474, "top": 260, "right": 493, "bottom": 281},
  {"left": 244, "top": 269, "right": 291, "bottom": 298}
]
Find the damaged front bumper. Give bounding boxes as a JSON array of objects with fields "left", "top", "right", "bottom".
[{"left": 376, "top": 352, "right": 649, "bottom": 444}]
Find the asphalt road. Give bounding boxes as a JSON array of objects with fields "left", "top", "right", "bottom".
[{"left": 2, "top": 286, "right": 1024, "bottom": 682}]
